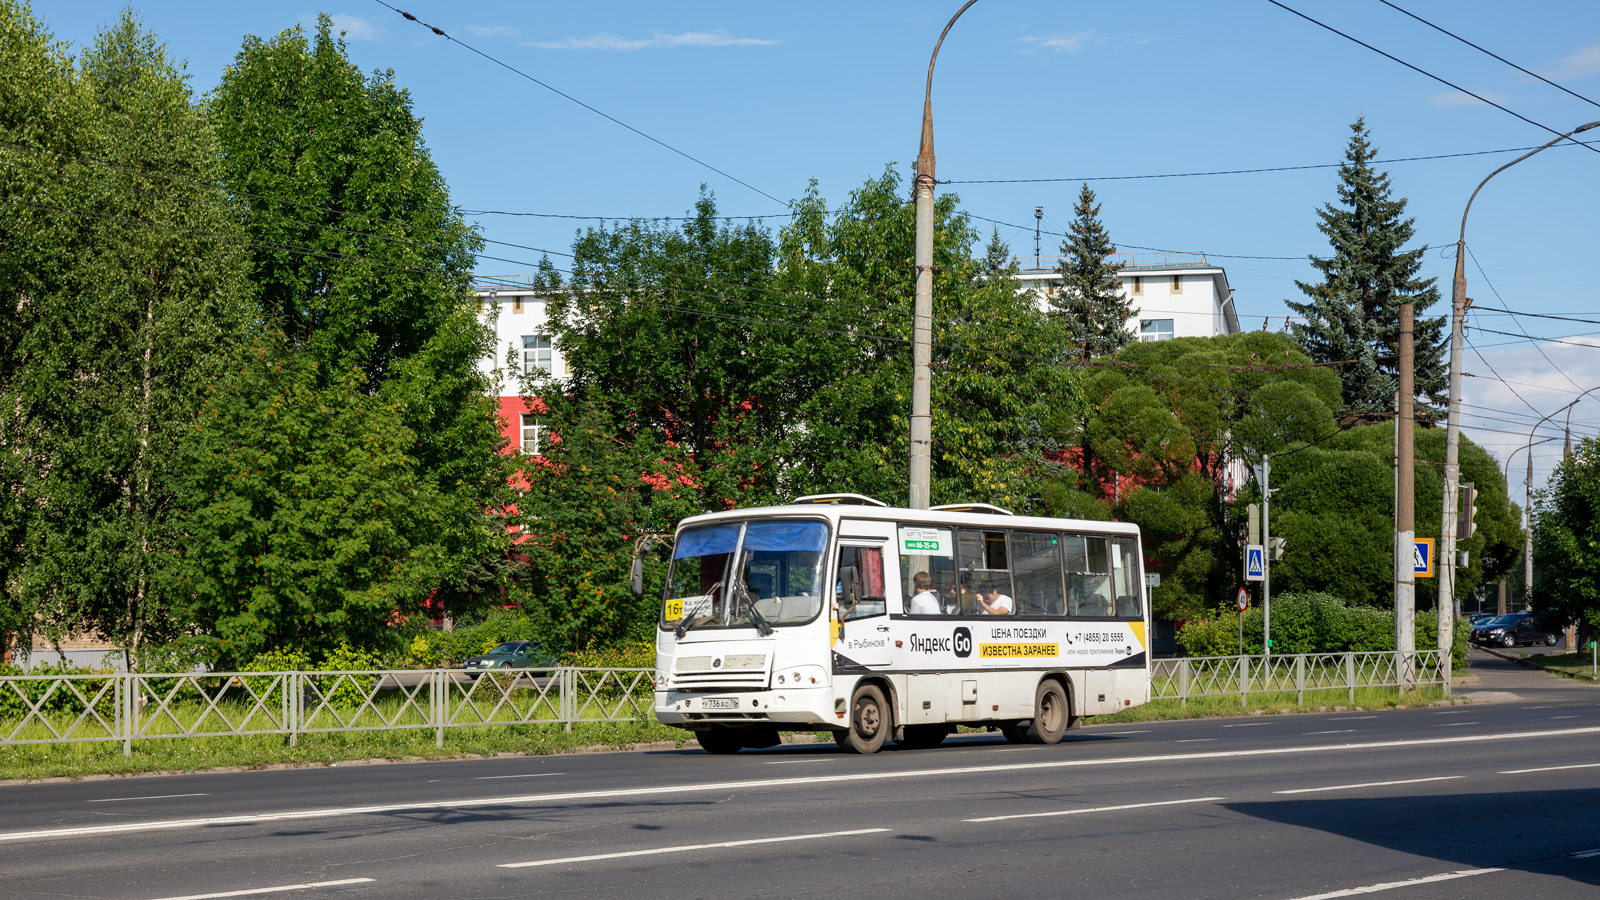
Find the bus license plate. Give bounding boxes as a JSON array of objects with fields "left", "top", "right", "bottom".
[{"left": 703, "top": 698, "right": 738, "bottom": 709}]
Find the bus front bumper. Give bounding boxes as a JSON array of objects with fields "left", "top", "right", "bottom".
[{"left": 654, "top": 686, "right": 836, "bottom": 729}]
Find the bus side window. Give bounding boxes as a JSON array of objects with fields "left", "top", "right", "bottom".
[
  {"left": 1111, "top": 537, "right": 1143, "bottom": 617},
  {"left": 836, "top": 546, "right": 887, "bottom": 621},
  {"left": 1012, "top": 531, "right": 1065, "bottom": 616},
  {"left": 897, "top": 524, "right": 955, "bottom": 616}
]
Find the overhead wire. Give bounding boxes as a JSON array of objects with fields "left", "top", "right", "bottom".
[
  {"left": 1464, "top": 244, "right": 1584, "bottom": 392},
  {"left": 371, "top": 0, "right": 786, "bottom": 207},
  {"left": 1376, "top": 0, "right": 1600, "bottom": 111},
  {"left": 1265, "top": 0, "right": 1600, "bottom": 155}
]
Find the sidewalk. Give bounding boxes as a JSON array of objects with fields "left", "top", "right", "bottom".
[{"left": 1453, "top": 646, "right": 1600, "bottom": 704}]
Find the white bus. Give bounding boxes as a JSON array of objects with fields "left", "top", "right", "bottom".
[{"left": 650, "top": 494, "right": 1152, "bottom": 754}]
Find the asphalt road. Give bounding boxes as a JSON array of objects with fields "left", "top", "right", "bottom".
[{"left": 5, "top": 652, "right": 1599, "bottom": 900}]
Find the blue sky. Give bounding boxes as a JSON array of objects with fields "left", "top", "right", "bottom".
[{"left": 41, "top": 0, "right": 1600, "bottom": 500}]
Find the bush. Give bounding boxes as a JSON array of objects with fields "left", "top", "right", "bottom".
[
  {"left": 563, "top": 642, "right": 654, "bottom": 668},
  {"left": 1178, "top": 591, "right": 1470, "bottom": 668}
]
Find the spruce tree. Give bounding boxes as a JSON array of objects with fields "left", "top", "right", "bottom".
[
  {"left": 1287, "top": 117, "right": 1445, "bottom": 420},
  {"left": 1051, "top": 183, "right": 1130, "bottom": 360}
]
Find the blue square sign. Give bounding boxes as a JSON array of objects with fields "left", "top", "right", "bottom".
[
  {"left": 1414, "top": 538, "right": 1434, "bottom": 578},
  {"left": 1245, "top": 544, "right": 1264, "bottom": 582}
]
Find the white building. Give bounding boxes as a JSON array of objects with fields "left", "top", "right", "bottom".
[
  {"left": 473, "top": 280, "right": 568, "bottom": 456},
  {"left": 1012, "top": 251, "right": 1240, "bottom": 340}
]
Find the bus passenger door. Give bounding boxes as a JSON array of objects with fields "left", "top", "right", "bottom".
[{"left": 832, "top": 533, "right": 893, "bottom": 671}]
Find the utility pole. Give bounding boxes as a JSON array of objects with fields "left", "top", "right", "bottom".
[
  {"left": 1441, "top": 119, "right": 1600, "bottom": 677},
  {"left": 1525, "top": 450, "right": 1534, "bottom": 611},
  {"left": 908, "top": 0, "right": 978, "bottom": 511},
  {"left": 1253, "top": 456, "right": 1274, "bottom": 656},
  {"left": 1396, "top": 303, "right": 1416, "bottom": 687},
  {"left": 1034, "top": 205, "right": 1043, "bottom": 270}
]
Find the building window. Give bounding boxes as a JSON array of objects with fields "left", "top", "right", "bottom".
[
  {"left": 522, "top": 335, "right": 552, "bottom": 375},
  {"left": 1130, "top": 275, "right": 1143, "bottom": 295},
  {"left": 1140, "top": 319, "right": 1174, "bottom": 342},
  {"left": 520, "top": 414, "right": 547, "bottom": 455},
  {"left": 1170, "top": 275, "right": 1183, "bottom": 294},
  {"left": 512, "top": 295, "right": 524, "bottom": 314}
]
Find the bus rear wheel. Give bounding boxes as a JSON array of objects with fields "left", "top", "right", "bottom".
[
  {"left": 696, "top": 727, "right": 745, "bottom": 755},
  {"left": 1025, "top": 680, "right": 1070, "bottom": 745},
  {"left": 836, "top": 684, "right": 889, "bottom": 754}
]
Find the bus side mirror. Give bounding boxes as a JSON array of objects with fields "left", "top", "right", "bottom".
[{"left": 630, "top": 538, "right": 654, "bottom": 598}]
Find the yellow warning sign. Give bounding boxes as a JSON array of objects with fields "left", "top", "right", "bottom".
[{"left": 979, "top": 642, "right": 1060, "bottom": 659}]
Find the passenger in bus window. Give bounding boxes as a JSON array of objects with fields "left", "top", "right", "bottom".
[
  {"left": 979, "top": 581, "right": 1013, "bottom": 615},
  {"left": 908, "top": 572, "right": 941, "bottom": 615},
  {"left": 957, "top": 571, "right": 982, "bottom": 615}
]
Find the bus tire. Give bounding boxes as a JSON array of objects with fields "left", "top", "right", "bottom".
[
  {"left": 1025, "top": 680, "right": 1070, "bottom": 745},
  {"left": 696, "top": 727, "right": 744, "bottom": 755},
  {"left": 897, "top": 724, "right": 949, "bottom": 749},
  {"left": 836, "top": 684, "right": 889, "bottom": 754}
]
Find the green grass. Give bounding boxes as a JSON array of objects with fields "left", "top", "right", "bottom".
[
  {"left": 1515, "top": 650, "right": 1600, "bottom": 683},
  {"left": 1091, "top": 685, "right": 1452, "bottom": 725},
  {"left": 2, "top": 678, "right": 1457, "bottom": 782}
]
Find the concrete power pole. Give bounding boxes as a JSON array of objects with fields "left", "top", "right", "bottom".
[
  {"left": 908, "top": 0, "right": 978, "bottom": 511},
  {"left": 1396, "top": 303, "right": 1416, "bottom": 687}
]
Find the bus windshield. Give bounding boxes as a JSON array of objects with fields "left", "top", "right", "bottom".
[{"left": 663, "top": 520, "right": 829, "bottom": 631}]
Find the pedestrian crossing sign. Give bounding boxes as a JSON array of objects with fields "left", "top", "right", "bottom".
[
  {"left": 1245, "top": 544, "right": 1264, "bottom": 582},
  {"left": 1414, "top": 538, "right": 1434, "bottom": 578}
]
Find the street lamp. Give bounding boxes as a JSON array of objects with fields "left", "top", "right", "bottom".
[
  {"left": 1437, "top": 119, "right": 1600, "bottom": 667},
  {"left": 1517, "top": 386, "right": 1600, "bottom": 613},
  {"left": 909, "top": 0, "right": 978, "bottom": 510}
]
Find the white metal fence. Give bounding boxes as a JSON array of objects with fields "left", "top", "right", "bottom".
[
  {"left": 0, "top": 667, "right": 653, "bottom": 755},
  {"left": 1, "top": 652, "right": 1446, "bottom": 756},
  {"left": 1151, "top": 651, "right": 1448, "bottom": 706}
]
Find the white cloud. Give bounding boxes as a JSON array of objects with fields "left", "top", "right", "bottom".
[
  {"left": 522, "top": 31, "right": 779, "bottom": 51},
  {"left": 1460, "top": 335, "right": 1600, "bottom": 497},
  {"left": 327, "top": 12, "right": 381, "bottom": 42},
  {"left": 459, "top": 24, "right": 522, "bottom": 40},
  {"left": 1546, "top": 41, "right": 1600, "bottom": 80},
  {"left": 1015, "top": 31, "right": 1102, "bottom": 53},
  {"left": 1426, "top": 89, "right": 1513, "bottom": 109}
]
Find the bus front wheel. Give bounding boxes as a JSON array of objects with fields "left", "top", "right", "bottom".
[
  {"left": 836, "top": 684, "right": 889, "bottom": 754},
  {"left": 1025, "top": 680, "right": 1070, "bottom": 745}
]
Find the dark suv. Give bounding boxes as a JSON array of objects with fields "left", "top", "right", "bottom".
[{"left": 1471, "top": 613, "right": 1559, "bottom": 648}]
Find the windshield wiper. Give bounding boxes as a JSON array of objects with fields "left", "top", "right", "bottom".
[
  {"left": 674, "top": 582, "right": 721, "bottom": 640},
  {"left": 738, "top": 584, "right": 774, "bottom": 637}
]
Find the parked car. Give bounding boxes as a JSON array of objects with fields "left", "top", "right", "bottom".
[
  {"left": 1471, "top": 613, "right": 1558, "bottom": 648},
  {"left": 461, "top": 641, "right": 553, "bottom": 677},
  {"left": 1466, "top": 612, "right": 1497, "bottom": 627}
]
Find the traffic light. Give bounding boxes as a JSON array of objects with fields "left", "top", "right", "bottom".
[
  {"left": 1267, "top": 537, "right": 1286, "bottom": 562},
  {"left": 1457, "top": 482, "right": 1478, "bottom": 540}
]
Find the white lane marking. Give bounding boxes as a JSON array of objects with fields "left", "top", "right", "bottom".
[
  {"left": 1275, "top": 776, "right": 1463, "bottom": 795},
  {"left": 1304, "top": 730, "right": 1357, "bottom": 735},
  {"left": 8, "top": 725, "right": 1600, "bottom": 844},
  {"left": 1175, "top": 738, "right": 1217, "bottom": 743},
  {"left": 1433, "top": 722, "right": 1478, "bottom": 727},
  {"left": 475, "top": 773, "right": 564, "bottom": 780},
  {"left": 497, "top": 828, "right": 888, "bottom": 868},
  {"left": 1432, "top": 710, "right": 1473, "bottom": 715},
  {"left": 1282, "top": 867, "right": 1503, "bottom": 899},
  {"left": 1524, "top": 706, "right": 1554, "bottom": 710},
  {"left": 1548, "top": 715, "right": 1579, "bottom": 720},
  {"left": 1330, "top": 716, "right": 1377, "bottom": 721},
  {"left": 1096, "top": 730, "right": 1150, "bottom": 735},
  {"left": 87, "top": 793, "right": 208, "bottom": 803},
  {"left": 1221, "top": 723, "right": 1271, "bottom": 728},
  {"left": 138, "top": 878, "right": 375, "bottom": 900},
  {"left": 1502, "top": 762, "right": 1600, "bottom": 774},
  {"left": 965, "top": 796, "right": 1224, "bottom": 823},
  {"left": 763, "top": 759, "right": 836, "bottom": 765}
]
